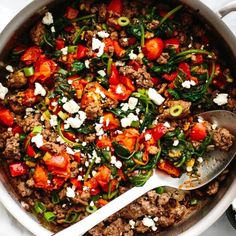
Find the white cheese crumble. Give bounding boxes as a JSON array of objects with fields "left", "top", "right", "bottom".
[
  {"left": 173, "top": 140, "right": 179, "bottom": 146},
  {"left": 82, "top": 142, "right": 87, "bottom": 147},
  {"left": 128, "top": 97, "right": 138, "bottom": 110},
  {"left": 115, "top": 84, "right": 123, "bottom": 94},
  {"left": 5, "top": 65, "right": 14, "bottom": 72},
  {"left": 211, "top": 123, "right": 217, "bottom": 130},
  {"left": 97, "top": 31, "right": 109, "bottom": 38},
  {"left": 197, "top": 157, "right": 203, "bottom": 163},
  {"left": 115, "top": 61, "right": 125, "bottom": 67},
  {"left": 128, "top": 50, "right": 138, "bottom": 60},
  {"left": 66, "top": 186, "right": 76, "bottom": 198},
  {"left": 97, "top": 70, "right": 106, "bottom": 77},
  {"left": 0, "top": 82, "right": 8, "bottom": 100},
  {"left": 64, "top": 112, "right": 87, "bottom": 129},
  {"left": 129, "top": 220, "right": 136, "bottom": 229},
  {"left": 63, "top": 100, "right": 80, "bottom": 114},
  {"left": 121, "top": 103, "right": 129, "bottom": 112},
  {"left": 66, "top": 147, "right": 75, "bottom": 155},
  {"left": 90, "top": 201, "right": 95, "bottom": 207},
  {"left": 51, "top": 26, "right": 56, "bottom": 33},
  {"left": 34, "top": 82, "right": 46, "bottom": 96},
  {"left": 142, "top": 217, "right": 156, "bottom": 231},
  {"left": 50, "top": 115, "right": 58, "bottom": 127},
  {"left": 181, "top": 80, "right": 196, "bottom": 89},
  {"left": 110, "top": 156, "right": 122, "bottom": 169},
  {"left": 61, "top": 97, "right": 68, "bottom": 103},
  {"left": 51, "top": 101, "right": 58, "bottom": 107},
  {"left": 42, "top": 12, "right": 54, "bottom": 25},
  {"left": 77, "top": 175, "right": 83, "bottom": 181},
  {"left": 92, "top": 38, "right": 105, "bottom": 57},
  {"left": 56, "top": 136, "right": 65, "bottom": 144},
  {"left": 213, "top": 93, "right": 228, "bottom": 106},
  {"left": 148, "top": 88, "right": 165, "bottom": 105},
  {"left": 95, "top": 87, "right": 106, "bottom": 98},
  {"left": 95, "top": 123, "right": 104, "bottom": 136},
  {"left": 121, "top": 113, "right": 139, "bottom": 128},
  {"left": 31, "top": 133, "right": 44, "bottom": 148},
  {"left": 163, "top": 121, "right": 171, "bottom": 128},
  {"left": 186, "top": 166, "right": 193, "bottom": 172},
  {"left": 61, "top": 46, "right": 68, "bottom": 55},
  {"left": 145, "top": 133, "right": 152, "bottom": 141},
  {"left": 85, "top": 60, "right": 90, "bottom": 69}
]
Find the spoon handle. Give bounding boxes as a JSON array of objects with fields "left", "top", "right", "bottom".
[{"left": 53, "top": 179, "right": 158, "bottom": 236}]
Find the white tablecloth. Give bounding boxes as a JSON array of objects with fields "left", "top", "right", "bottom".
[{"left": 0, "top": 1, "right": 235, "bottom": 235}]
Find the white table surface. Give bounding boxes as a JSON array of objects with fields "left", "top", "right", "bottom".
[{"left": 0, "top": 0, "right": 235, "bottom": 235}]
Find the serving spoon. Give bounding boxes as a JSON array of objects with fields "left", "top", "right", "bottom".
[{"left": 53, "top": 110, "right": 236, "bottom": 236}]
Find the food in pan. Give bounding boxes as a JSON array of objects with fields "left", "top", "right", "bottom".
[{"left": 0, "top": 0, "right": 235, "bottom": 234}]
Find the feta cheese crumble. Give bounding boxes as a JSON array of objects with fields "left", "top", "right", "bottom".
[
  {"left": 173, "top": 140, "right": 179, "bottom": 146},
  {"left": 145, "top": 133, "right": 152, "bottom": 141},
  {"left": 97, "top": 70, "right": 106, "bottom": 77},
  {"left": 61, "top": 46, "right": 68, "bottom": 55},
  {"left": 92, "top": 38, "right": 105, "bottom": 57},
  {"left": 97, "top": 31, "right": 109, "bottom": 38},
  {"left": 115, "top": 84, "right": 124, "bottom": 94},
  {"left": 50, "top": 115, "right": 58, "bottom": 127},
  {"left": 66, "top": 186, "right": 76, "bottom": 198},
  {"left": 0, "top": 82, "right": 8, "bottom": 100},
  {"left": 5, "top": 65, "right": 14, "bottom": 72},
  {"left": 121, "top": 113, "right": 139, "bottom": 128},
  {"left": 128, "top": 50, "right": 138, "bottom": 60},
  {"left": 129, "top": 220, "right": 136, "bottom": 229},
  {"left": 31, "top": 133, "right": 44, "bottom": 148},
  {"left": 42, "top": 12, "right": 54, "bottom": 25},
  {"left": 213, "top": 93, "right": 228, "bottom": 106},
  {"left": 148, "top": 88, "right": 165, "bottom": 105},
  {"left": 128, "top": 97, "right": 138, "bottom": 110},
  {"left": 64, "top": 111, "right": 87, "bottom": 129},
  {"left": 34, "top": 82, "right": 46, "bottom": 96},
  {"left": 85, "top": 60, "right": 90, "bottom": 69},
  {"left": 181, "top": 80, "right": 196, "bottom": 89},
  {"left": 142, "top": 217, "right": 157, "bottom": 231},
  {"left": 63, "top": 100, "right": 80, "bottom": 114}
]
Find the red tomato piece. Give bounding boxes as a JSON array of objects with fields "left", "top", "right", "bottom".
[
  {"left": 151, "top": 77, "right": 161, "bottom": 85},
  {"left": 21, "top": 88, "right": 39, "bottom": 106},
  {"left": 103, "top": 112, "right": 120, "bottom": 131},
  {"left": 77, "top": 45, "right": 88, "bottom": 60},
  {"left": 0, "top": 108, "right": 14, "bottom": 127},
  {"left": 157, "top": 161, "right": 181, "bottom": 177},
  {"left": 26, "top": 145, "right": 36, "bottom": 158},
  {"left": 55, "top": 38, "right": 65, "bottom": 50},
  {"left": 107, "top": 0, "right": 123, "bottom": 15},
  {"left": 33, "top": 165, "right": 50, "bottom": 189},
  {"left": 120, "top": 76, "right": 135, "bottom": 92},
  {"left": 20, "top": 46, "right": 42, "bottom": 65},
  {"left": 152, "top": 124, "right": 167, "bottom": 141},
  {"left": 164, "top": 38, "right": 180, "bottom": 52},
  {"left": 179, "top": 62, "right": 191, "bottom": 78},
  {"left": 84, "top": 177, "right": 100, "bottom": 196},
  {"left": 65, "top": 6, "right": 79, "bottom": 19},
  {"left": 143, "top": 38, "right": 164, "bottom": 60},
  {"left": 162, "top": 71, "right": 178, "bottom": 82},
  {"left": 113, "top": 41, "right": 125, "bottom": 57},
  {"left": 190, "top": 123, "right": 207, "bottom": 141},
  {"left": 110, "top": 83, "right": 131, "bottom": 101},
  {"left": 70, "top": 178, "right": 83, "bottom": 190},
  {"left": 12, "top": 125, "right": 24, "bottom": 135},
  {"left": 128, "top": 60, "right": 141, "bottom": 71},
  {"left": 95, "top": 166, "right": 111, "bottom": 192},
  {"left": 96, "top": 135, "right": 113, "bottom": 149},
  {"left": 52, "top": 176, "right": 65, "bottom": 190},
  {"left": 9, "top": 162, "right": 28, "bottom": 177},
  {"left": 109, "top": 64, "right": 120, "bottom": 85}
]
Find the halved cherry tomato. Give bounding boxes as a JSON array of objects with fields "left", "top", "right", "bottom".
[
  {"left": 192, "top": 54, "right": 203, "bottom": 64},
  {"left": 109, "top": 64, "right": 120, "bottom": 85},
  {"left": 110, "top": 83, "right": 131, "bottom": 101},
  {"left": 52, "top": 176, "right": 65, "bottom": 190},
  {"left": 95, "top": 166, "right": 111, "bottom": 192},
  {"left": 143, "top": 38, "right": 164, "bottom": 60},
  {"left": 190, "top": 123, "right": 207, "bottom": 141},
  {"left": 12, "top": 125, "right": 24, "bottom": 135},
  {"left": 151, "top": 77, "right": 160, "bottom": 85},
  {"left": 26, "top": 145, "right": 36, "bottom": 157},
  {"left": 55, "top": 38, "right": 65, "bottom": 50},
  {"left": 84, "top": 177, "right": 100, "bottom": 195},
  {"left": 152, "top": 124, "right": 167, "bottom": 141},
  {"left": 162, "top": 71, "right": 178, "bottom": 82},
  {"left": 21, "top": 46, "right": 42, "bottom": 65},
  {"left": 65, "top": 6, "right": 79, "bottom": 19},
  {"left": 128, "top": 60, "right": 141, "bottom": 71},
  {"left": 97, "top": 199, "right": 108, "bottom": 207},
  {"left": 96, "top": 135, "right": 113, "bottom": 149},
  {"left": 128, "top": 36, "right": 137, "bottom": 46},
  {"left": 70, "top": 178, "right": 83, "bottom": 190},
  {"left": 9, "top": 162, "right": 28, "bottom": 177},
  {"left": 165, "top": 38, "right": 180, "bottom": 52},
  {"left": 77, "top": 45, "right": 88, "bottom": 60},
  {"left": 107, "top": 0, "right": 123, "bottom": 15},
  {"left": 179, "top": 62, "right": 191, "bottom": 78},
  {"left": 157, "top": 160, "right": 181, "bottom": 177},
  {"left": 120, "top": 76, "right": 135, "bottom": 92},
  {"left": 0, "top": 108, "right": 14, "bottom": 127},
  {"left": 103, "top": 112, "right": 120, "bottom": 131},
  {"left": 33, "top": 165, "right": 50, "bottom": 189},
  {"left": 113, "top": 41, "right": 125, "bottom": 57}
]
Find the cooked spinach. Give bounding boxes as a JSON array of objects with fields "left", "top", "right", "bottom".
[{"left": 129, "top": 170, "right": 152, "bottom": 187}]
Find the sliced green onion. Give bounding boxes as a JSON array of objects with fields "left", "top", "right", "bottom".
[
  {"left": 73, "top": 14, "right": 96, "bottom": 22},
  {"left": 73, "top": 25, "right": 87, "bottom": 45},
  {"left": 44, "top": 211, "right": 56, "bottom": 222},
  {"left": 190, "top": 198, "right": 199, "bottom": 205},
  {"left": 52, "top": 191, "right": 60, "bottom": 204},
  {"left": 19, "top": 134, "right": 26, "bottom": 142},
  {"left": 57, "top": 68, "right": 68, "bottom": 75},
  {"left": 101, "top": 54, "right": 109, "bottom": 64},
  {"left": 107, "top": 58, "right": 113, "bottom": 77},
  {"left": 159, "top": 5, "right": 183, "bottom": 26},
  {"left": 140, "top": 22, "right": 145, "bottom": 47},
  {"left": 58, "top": 111, "right": 69, "bottom": 121},
  {"left": 64, "top": 211, "right": 79, "bottom": 223},
  {"left": 206, "top": 61, "right": 216, "bottom": 85},
  {"left": 156, "top": 186, "right": 165, "bottom": 194},
  {"left": 23, "top": 67, "right": 34, "bottom": 77},
  {"left": 169, "top": 104, "right": 183, "bottom": 117},
  {"left": 84, "top": 158, "right": 96, "bottom": 182},
  {"left": 131, "top": 120, "right": 140, "bottom": 128},
  {"left": 34, "top": 202, "right": 46, "bottom": 214},
  {"left": 118, "top": 16, "right": 130, "bottom": 27},
  {"left": 42, "top": 110, "right": 51, "bottom": 121},
  {"left": 32, "top": 126, "right": 43, "bottom": 134},
  {"left": 86, "top": 205, "right": 98, "bottom": 213},
  {"left": 102, "top": 23, "right": 108, "bottom": 31},
  {"left": 68, "top": 46, "right": 77, "bottom": 53}
]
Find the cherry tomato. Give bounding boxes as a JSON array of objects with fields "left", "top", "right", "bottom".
[{"left": 190, "top": 123, "right": 207, "bottom": 141}]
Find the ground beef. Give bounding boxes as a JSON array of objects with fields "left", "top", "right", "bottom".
[
  {"left": 72, "top": 190, "right": 90, "bottom": 205},
  {"left": 134, "top": 220, "right": 149, "bottom": 233},
  {"left": 137, "top": 197, "right": 159, "bottom": 216},
  {"left": 119, "top": 202, "right": 145, "bottom": 220},
  {"left": 119, "top": 65, "right": 154, "bottom": 88},
  {"left": 0, "top": 130, "right": 13, "bottom": 149},
  {"left": 158, "top": 192, "right": 171, "bottom": 205},
  {"left": 30, "top": 22, "right": 46, "bottom": 45},
  {"left": 213, "top": 127, "right": 233, "bottom": 151},
  {"left": 119, "top": 38, "right": 129, "bottom": 47},
  {"left": 110, "top": 32, "right": 119, "bottom": 41},
  {"left": 158, "top": 216, "right": 175, "bottom": 228},
  {"left": 98, "top": 4, "right": 107, "bottom": 21},
  {"left": 156, "top": 52, "right": 170, "bottom": 64},
  {"left": 3, "top": 134, "right": 21, "bottom": 160},
  {"left": 18, "top": 114, "right": 41, "bottom": 133},
  {"left": 85, "top": 102, "right": 103, "bottom": 120},
  {"left": 89, "top": 222, "right": 105, "bottom": 236},
  {"left": 17, "top": 182, "right": 33, "bottom": 197},
  {"left": 7, "top": 71, "right": 27, "bottom": 88},
  {"left": 159, "top": 100, "right": 191, "bottom": 121},
  {"left": 102, "top": 97, "right": 118, "bottom": 109},
  {"left": 147, "top": 20, "right": 160, "bottom": 30},
  {"left": 43, "top": 142, "right": 66, "bottom": 154}
]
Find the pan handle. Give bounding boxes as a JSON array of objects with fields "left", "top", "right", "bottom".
[{"left": 218, "top": 1, "right": 236, "bottom": 17}]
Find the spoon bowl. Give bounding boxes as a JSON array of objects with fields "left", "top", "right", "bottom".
[{"left": 53, "top": 110, "right": 236, "bottom": 236}]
